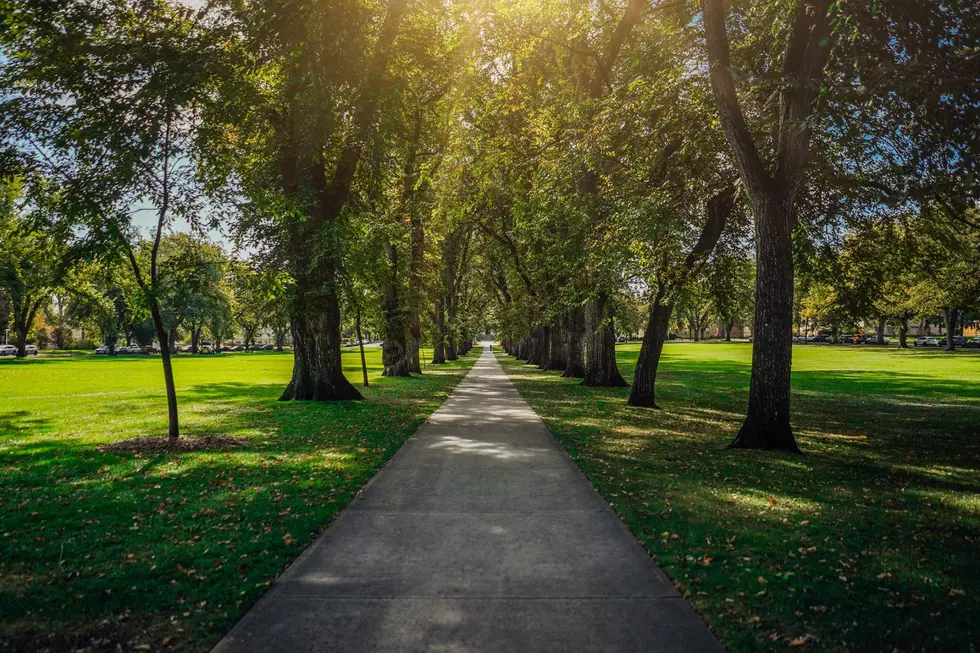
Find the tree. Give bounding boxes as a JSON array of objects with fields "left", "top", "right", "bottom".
[
  {"left": 2, "top": 0, "right": 231, "bottom": 439},
  {"left": 701, "top": 0, "right": 838, "bottom": 452},
  {"left": 0, "top": 178, "right": 70, "bottom": 357},
  {"left": 708, "top": 245, "right": 754, "bottom": 341}
]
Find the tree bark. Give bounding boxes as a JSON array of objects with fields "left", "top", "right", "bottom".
[
  {"left": 431, "top": 297, "right": 447, "bottom": 364},
  {"left": 382, "top": 243, "right": 411, "bottom": 376},
  {"left": 583, "top": 294, "right": 629, "bottom": 387},
  {"left": 628, "top": 300, "right": 673, "bottom": 407},
  {"left": 547, "top": 319, "right": 566, "bottom": 371},
  {"left": 898, "top": 320, "right": 909, "bottom": 348},
  {"left": 279, "top": 272, "right": 361, "bottom": 401},
  {"left": 944, "top": 308, "right": 959, "bottom": 351},
  {"left": 356, "top": 307, "right": 369, "bottom": 387},
  {"left": 729, "top": 196, "right": 798, "bottom": 452},
  {"left": 876, "top": 316, "right": 886, "bottom": 345},
  {"left": 562, "top": 307, "right": 586, "bottom": 378},
  {"left": 537, "top": 325, "right": 552, "bottom": 370}
]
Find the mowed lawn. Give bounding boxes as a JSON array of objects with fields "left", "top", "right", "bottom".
[
  {"left": 498, "top": 343, "right": 980, "bottom": 653},
  {"left": 0, "top": 349, "right": 476, "bottom": 652}
]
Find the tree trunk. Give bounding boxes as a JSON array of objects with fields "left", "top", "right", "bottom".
[
  {"left": 547, "top": 319, "right": 566, "bottom": 371},
  {"left": 562, "top": 307, "right": 586, "bottom": 378},
  {"left": 356, "top": 307, "right": 369, "bottom": 387},
  {"left": 537, "top": 325, "right": 551, "bottom": 370},
  {"left": 725, "top": 322, "right": 733, "bottom": 341},
  {"left": 190, "top": 327, "right": 199, "bottom": 354},
  {"left": 944, "top": 308, "right": 959, "bottom": 351},
  {"left": 628, "top": 300, "right": 673, "bottom": 407},
  {"left": 876, "top": 316, "right": 886, "bottom": 345},
  {"left": 583, "top": 294, "right": 629, "bottom": 387},
  {"left": 14, "top": 324, "right": 28, "bottom": 358},
  {"left": 830, "top": 325, "right": 839, "bottom": 345},
  {"left": 446, "top": 338, "right": 458, "bottom": 361},
  {"left": 730, "top": 196, "right": 798, "bottom": 452},
  {"left": 898, "top": 320, "right": 909, "bottom": 348},
  {"left": 526, "top": 325, "right": 542, "bottom": 366},
  {"left": 408, "top": 318, "right": 422, "bottom": 374},
  {"left": 431, "top": 297, "right": 446, "bottom": 364},
  {"left": 149, "top": 301, "right": 179, "bottom": 441},
  {"left": 382, "top": 243, "right": 411, "bottom": 377},
  {"left": 280, "top": 272, "right": 361, "bottom": 401}
]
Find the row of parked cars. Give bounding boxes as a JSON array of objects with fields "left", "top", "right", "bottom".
[
  {"left": 913, "top": 335, "right": 979, "bottom": 348},
  {"left": 791, "top": 334, "right": 980, "bottom": 347},
  {"left": 0, "top": 344, "right": 38, "bottom": 356},
  {"left": 93, "top": 343, "right": 281, "bottom": 355},
  {"left": 793, "top": 334, "right": 891, "bottom": 344}
]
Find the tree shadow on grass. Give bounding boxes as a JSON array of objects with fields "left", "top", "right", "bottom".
[
  {"left": 0, "top": 354, "right": 480, "bottom": 651},
  {"left": 496, "top": 352, "right": 980, "bottom": 652}
]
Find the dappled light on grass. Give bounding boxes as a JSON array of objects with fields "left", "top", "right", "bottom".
[
  {"left": 498, "top": 343, "right": 980, "bottom": 652},
  {"left": 0, "top": 349, "right": 477, "bottom": 651}
]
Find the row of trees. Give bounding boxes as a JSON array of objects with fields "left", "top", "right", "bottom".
[
  {"left": 2, "top": 0, "right": 977, "bottom": 451},
  {"left": 0, "top": 196, "right": 292, "bottom": 356},
  {"left": 796, "top": 214, "right": 980, "bottom": 350}
]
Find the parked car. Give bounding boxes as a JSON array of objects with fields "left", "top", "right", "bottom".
[
  {"left": 914, "top": 337, "right": 939, "bottom": 347},
  {"left": 94, "top": 346, "right": 111, "bottom": 355},
  {"left": 809, "top": 335, "right": 830, "bottom": 343},
  {"left": 25, "top": 345, "right": 38, "bottom": 356},
  {"left": 199, "top": 345, "right": 214, "bottom": 355},
  {"left": 965, "top": 337, "right": 980, "bottom": 349},
  {"left": 860, "top": 334, "right": 890, "bottom": 345},
  {"left": 117, "top": 345, "right": 142, "bottom": 354},
  {"left": 0, "top": 344, "right": 18, "bottom": 356},
  {"left": 616, "top": 335, "right": 627, "bottom": 343},
  {"left": 951, "top": 336, "right": 967, "bottom": 347},
  {"left": 229, "top": 345, "right": 244, "bottom": 352}
]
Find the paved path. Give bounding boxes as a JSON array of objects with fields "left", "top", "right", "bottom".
[{"left": 214, "top": 345, "right": 722, "bottom": 653}]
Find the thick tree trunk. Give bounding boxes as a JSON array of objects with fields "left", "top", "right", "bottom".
[
  {"left": 730, "top": 196, "right": 798, "bottom": 452},
  {"left": 876, "top": 316, "right": 886, "bottom": 345},
  {"left": 583, "top": 294, "right": 629, "bottom": 388},
  {"left": 382, "top": 243, "right": 411, "bottom": 377},
  {"left": 562, "top": 307, "right": 586, "bottom": 378},
  {"left": 944, "top": 308, "right": 959, "bottom": 351},
  {"left": 525, "top": 325, "right": 542, "bottom": 366},
  {"left": 725, "top": 322, "right": 734, "bottom": 341},
  {"left": 14, "top": 324, "right": 27, "bottom": 358},
  {"left": 830, "top": 325, "right": 839, "bottom": 345},
  {"left": 547, "top": 320, "right": 566, "bottom": 371},
  {"left": 537, "top": 325, "right": 552, "bottom": 370},
  {"left": 190, "top": 327, "right": 199, "bottom": 354},
  {"left": 446, "top": 339, "right": 458, "bottom": 361},
  {"left": 898, "top": 321, "right": 909, "bottom": 349},
  {"left": 628, "top": 300, "right": 673, "bottom": 407},
  {"left": 280, "top": 272, "right": 361, "bottom": 401},
  {"left": 408, "top": 319, "right": 422, "bottom": 374},
  {"left": 149, "top": 301, "right": 179, "bottom": 441}
]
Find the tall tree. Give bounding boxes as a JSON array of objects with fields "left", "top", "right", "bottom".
[{"left": 701, "top": 0, "right": 837, "bottom": 452}]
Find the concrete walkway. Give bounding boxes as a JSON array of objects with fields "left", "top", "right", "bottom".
[{"left": 213, "top": 345, "right": 722, "bottom": 653}]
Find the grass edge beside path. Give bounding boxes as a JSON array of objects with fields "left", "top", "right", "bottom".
[
  {"left": 495, "top": 345, "right": 980, "bottom": 653},
  {"left": 0, "top": 349, "right": 478, "bottom": 653}
]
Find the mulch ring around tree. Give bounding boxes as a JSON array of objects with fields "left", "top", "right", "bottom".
[{"left": 97, "top": 435, "right": 248, "bottom": 454}]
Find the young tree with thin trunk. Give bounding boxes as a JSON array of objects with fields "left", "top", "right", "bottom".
[{"left": 2, "top": 0, "right": 228, "bottom": 440}]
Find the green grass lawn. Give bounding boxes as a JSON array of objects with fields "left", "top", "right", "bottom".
[
  {"left": 498, "top": 343, "right": 980, "bottom": 653},
  {"left": 0, "top": 348, "right": 476, "bottom": 652}
]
